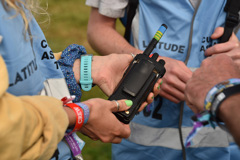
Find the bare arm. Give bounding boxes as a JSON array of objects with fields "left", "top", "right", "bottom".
[{"left": 87, "top": 7, "right": 141, "bottom": 55}]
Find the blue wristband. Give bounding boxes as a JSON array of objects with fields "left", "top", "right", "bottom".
[
  {"left": 76, "top": 102, "right": 90, "bottom": 124},
  {"left": 80, "top": 54, "right": 93, "bottom": 91}
]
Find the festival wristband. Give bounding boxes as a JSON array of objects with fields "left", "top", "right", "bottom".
[
  {"left": 64, "top": 132, "right": 85, "bottom": 160},
  {"left": 204, "top": 78, "right": 240, "bottom": 111},
  {"left": 211, "top": 83, "right": 240, "bottom": 120},
  {"left": 76, "top": 103, "right": 90, "bottom": 124},
  {"left": 186, "top": 78, "right": 240, "bottom": 147},
  {"left": 65, "top": 103, "right": 84, "bottom": 133}
]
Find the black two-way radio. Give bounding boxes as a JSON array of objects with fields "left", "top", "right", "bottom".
[{"left": 109, "top": 24, "right": 168, "bottom": 124}]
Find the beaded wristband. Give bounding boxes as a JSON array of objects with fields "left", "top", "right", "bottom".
[
  {"left": 76, "top": 102, "right": 90, "bottom": 124},
  {"left": 65, "top": 103, "right": 84, "bottom": 134}
]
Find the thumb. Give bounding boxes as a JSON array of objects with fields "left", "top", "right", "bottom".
[
  {"left": 110, "top": 99, "right": 133, "bottom": 112},
  {"left": 211, "top": 27, "right": 224, "bottom": 39}
]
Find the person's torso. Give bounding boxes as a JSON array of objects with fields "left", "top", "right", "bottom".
[{"left": 131, "top": 0, "right": 237, "bottom": 128}]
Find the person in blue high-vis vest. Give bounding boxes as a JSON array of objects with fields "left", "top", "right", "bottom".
[{"left": 86, "top": 0, "right": 240, "bottom": 159}]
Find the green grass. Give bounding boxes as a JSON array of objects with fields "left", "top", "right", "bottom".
[{"left": 37, "top": 0, "right": 125, "bottom": 159}]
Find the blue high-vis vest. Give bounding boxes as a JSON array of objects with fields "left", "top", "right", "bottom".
[{"left": 0, "top": 5, "right": 64, "bottom": 96}]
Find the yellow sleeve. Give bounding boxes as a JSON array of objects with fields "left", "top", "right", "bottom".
[
  {"left": 0, "top": 56, "right": 69, "bottom": 160},
  {"left": 54, "top": 52, "right": 62, "bottom": 60}
]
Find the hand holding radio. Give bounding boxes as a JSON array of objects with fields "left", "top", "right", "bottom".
[{"left": 109, "top": 24, "right": 168, "bottom": 124}]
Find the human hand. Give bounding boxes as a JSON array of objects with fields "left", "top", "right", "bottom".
[
  {"left": 79, "top": 98, "right": 132, "bottom": 143},
  {"left": 91, "top": 53, "right": 132, "bottom": 96},
  {"left": 185, "top": 54, "right": 240, "bottom": 113},
  {"left": 205, "top": 27, "right": 240, "bottom": 65},
  {"left": 157, "top": 56, "right": 192, "bottom": 103},
  {"left": 92, "top": 53, "right": 157, "bottom": 110},
  {"left": 136, "top": 78, "right": 162, "bottom": 112}
]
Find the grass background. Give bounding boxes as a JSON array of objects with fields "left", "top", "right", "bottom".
[{"left": 37, "top": 0, "right": 125, "bottom": 159}]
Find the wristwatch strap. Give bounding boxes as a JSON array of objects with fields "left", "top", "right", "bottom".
[{"left": 80, "top": 54, "right": 93, "bottom": 91}]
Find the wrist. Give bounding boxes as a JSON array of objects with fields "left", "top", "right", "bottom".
[
  {"left": 75, "top": 102, "right": 90, "bottom": 124},
  {"left": 65, "top": 103, "right": 85, "bottom": 134},
  {"left": 210, "top": 80, "right": 240, "bottom": 120},
  {"left": 219, "top": 94, "right": 240, "bottom": 120},
  {"left": 58, "top": 44, "right": 87, "bottom": 102},
  {"left": 63, "top": 106, "right": 76, "bottom": 127},
  {"left": 73, "top": 59, "right": 80, "bottom": 83},
  {"left": 91, "top": 56, "right": 101, "bottom": 85},
  {"left": 202, "top": 78, "right": 240, "bottom": 130}
]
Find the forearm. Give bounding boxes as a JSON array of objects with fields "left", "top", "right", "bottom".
[
  {"left": 218, "top": 93, "right": 240, "bottom": 146},
  {"left": 87, "top": 8, "right": 141, "bottom": 55},
  {"left": 88, "top": 24, "right": 139, "bottom": 55}
]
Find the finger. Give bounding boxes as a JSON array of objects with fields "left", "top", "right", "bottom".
[
  {"left": 159, "top": 90, "right": 182, "bottom": 104},
  {"left": 234, "top": 60, "right": 240, "bottom": 67},
  {"left": 130, "top": 53, "right": 136, "bottom": 59},
  {"left": 153, "top": 79, "right": 162, "bottom": 94},
  {"left": 111, "top": 137, "right": 123, "bottom": 144},
  {"left": 205, "top": 42, "right": 238, "bottom": 56},
  {"left": 138, "top": 102, "right": 148, "bottom": 112},
  {"left": 163, "top": 75, "right": 187, "bottom": 92},
  {"left": 111, "top": 100, "right": 120, "bottom": 112},
  {"left": 146, "top": 92, "right": 154, "bottom": 104},
  {"left": 122, "top": 53, "right": 135, "bottom": 66},
  {"left": 160, "top": 80, "right": 185, "bottom": 101},
  {"left": 211, "top": 27, "right": 224, "bottom": 39},
  {"left": 80, "top": 127, "right": 99, "bottom": 140},
  {"left": 118, "top": 124, "right": 131, "bottom": 138},
  {"left": 226, "top": 50, "right": 240, "bottom": 60},
  {"left": 171, "top": 67, "right": 192, "bottom": 83},
  {"left": 110, "top": 99, "right": 132, "bottom": 112}
]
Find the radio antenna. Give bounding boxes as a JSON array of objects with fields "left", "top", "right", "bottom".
[{"left": 143, "top": 24, "right": 168, "bottom": 56}]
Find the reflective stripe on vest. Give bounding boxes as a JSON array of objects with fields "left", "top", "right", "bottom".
[{"left": 127, "top": 122, "right": 234, "bottom": 149}]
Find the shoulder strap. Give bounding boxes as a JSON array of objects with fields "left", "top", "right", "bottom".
[
  {"left": 123, "top": 0, "right": 239, "bottom": 43},
  {"left": 220, "top": 0, "right": 240, "bottom": 42},
  {"left": 124, "top": 0, "right": 139, "bottom": 42}
]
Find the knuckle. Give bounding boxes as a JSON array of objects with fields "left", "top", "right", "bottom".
[
  {"left": 167, "top": 77, "right": 175, "bottom": 86},
  {"left": 101, "top": 137, "right": 112, "bottom": 143},
  {"left": 212, "top": 46, "right": 220, "bottom": 53},
  {"left": 201, "top": 59, "right": 209, "bottom": 66}
]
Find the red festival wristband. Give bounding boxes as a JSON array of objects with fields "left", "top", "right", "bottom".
[{"left": 65, "top": 103, "right": 84, "bottom": 133}]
